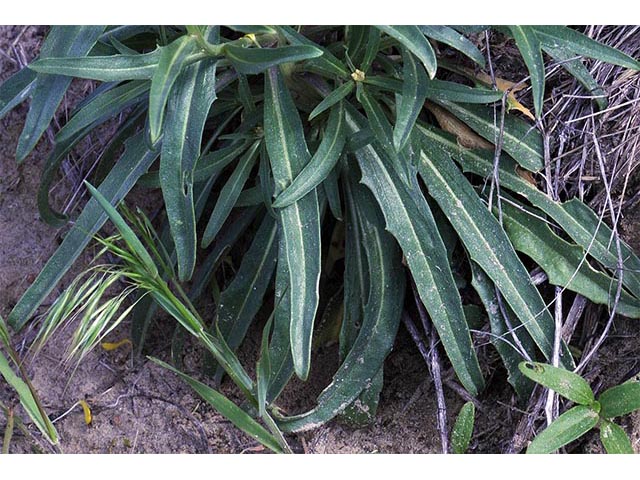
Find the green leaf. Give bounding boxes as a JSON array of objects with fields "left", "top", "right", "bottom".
[
  {"left": 226, "top": 25, "right": 276, "bottom": 35},
  {"left": 422, "top": 124, "right": 640, "bottom": 298},
  {"left": 323, "top": 163, "right": 343, "bottom": 221},
  {"left": 361, "top": 29, "right": 382, "bottom": 73},
  {"left": 345, "top": 108, "right": 485, "bottom": 395},
  {"left": 420, "top": 26, "right": 485, "bottom": 67},
  {"left": 265, "top": 237, "right": 295, "bottom": 403},
  {"left": 224, "top": 44, "right": 323, "bottom": 75},
  {"left": 264, "top": 67, "right": 322, "bottom": 380},
  {"left": 17, "top": 26, "right": 105, "bottom": 161},
  {"left": 393, "top": 49, "right": 428, "bottom": 152},
  {"left": 426, "top": 79, "right": 503, "bottom": 104},
  {"left": 533, "top": 26, "right": 640, "bottom": 71},
  {"left": 308, "top": 81, "right": 353, "bottom": 121},
  {"left": 519, "top": 362, "right": 594, "bottom": 405},
  {"left": 452, "top": 402, "right": 476, "bottom": 454},
  {"left": 189, "top": 206, "right": 260, "bottom": 303},
  {"left": 8, "top": 133, "right": 158, "bottom": 330},
  {"left": 470, "top": 264, "right": 535, "bottom": 399},
  {"left": 599, "top": 382, "right": 640, "bottom": 419},
  {"left": 149, "top": 35, "right": 199, "bottom": 144},
  {"left": 543, "top": 44, "right": 608, "bottom": 111},
  {"left": 417, "top": 143, "right": 570, "bottom": 366},
  {"left": 276, "top": 26, "right": 349, "bottom": 78},
  {"left": 160, "top": 32, "right": 218, "bottom": 280},
  {"left": 202, "top": 141, "right": 260, "bottom": 247},
  {"left": 0, "top": 67, "right": 36, "bottom": 120},
  {"left": 216, "top": 215, "right": 278, "bottom": 361},
  {"left": 600, "top": 420, "right": 635, "bottom": 454},
  {"left": 376, "top": 26, "right": 437, "bottom": 78},
  {"left": 56, "top": 80, "right": 150, "bottom": 144},
  {"left": 500, "top": 200, "right": 640, "bottom": 318},
  {"left": 527, "top": 405, "right": 599, "bottom": 454},
  {"left": 509, "top": 26, "right": 545, "bottom": 119},
  {"left": 432, "top": 100, "right": 543, "bottom": 172},
  {"left": 149, "top": 358, "right": 283, "bottom": 453},
  {"left": 276, "top": 176, "right": 405, "bottom": 432},
  {"left": 28, "top": 48, "right": 202, "bottom": 82},
  {"left": 273, "top": 102, "right": 346, "bottom": 208}
]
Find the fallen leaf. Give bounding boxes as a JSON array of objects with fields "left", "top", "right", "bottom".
[{"left": 426, "top": 101, "right": 494, "bottom": 150}]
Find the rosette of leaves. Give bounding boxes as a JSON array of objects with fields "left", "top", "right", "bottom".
[{"left": 2, "top": 25, "right": 640, "bottom": 452}]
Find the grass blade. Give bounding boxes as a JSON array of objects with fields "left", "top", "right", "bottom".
[
  {"left": 150, "top": 358, "right": 283, "bottom": 453},
  {"left": 264, "top": 67, "right": 322, "bottom": 380},
  {"left": 273, "top": 102, "right": 346, "bottom": 208}
]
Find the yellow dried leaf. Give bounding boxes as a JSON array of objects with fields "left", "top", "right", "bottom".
[
  {"left": 78, "top": 399, "right": 92, "bottom": 426},
  {"left": 426, "top": 102, "right": 493, "bottom": 150},
  {"left": 475, "top": 72, "right": 535, "bottom": 121},
  {"left": 101, "top": 338, "right": 132, "bottom": 351}
]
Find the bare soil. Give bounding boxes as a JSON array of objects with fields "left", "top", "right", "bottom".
[{"left": 1, "top": 26, "right": 639, "bottom": 454}]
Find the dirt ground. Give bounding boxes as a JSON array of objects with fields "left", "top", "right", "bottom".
[{"left": 1, "top": 26, "right": 639, "bottom": 454}]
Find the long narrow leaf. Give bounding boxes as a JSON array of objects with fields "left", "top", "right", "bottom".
[
  {"left": 376, "top": 26, "right": 437, "bottom": 78},
  {"left": 393, "top": 48, "right": 428, "bottom": 152},
  {"left": 417, "top": 143, "right": 573, "bottom": 366},
  {"left": 264, "top": 67, "right": 322, "bottom": 380},
  {"left": 17, "top": 26, "right": 105, "bottom": 161},
  {"left": 160, "top": 29, "right": 218, "bottom": 280},
  {"left": 9, "top": 133, "right": 158, "bottom": 330},
  {"left": 420, "top": 26, "right": 485, "bottom": 67},
  {"left": 224, "top": 44, "right": 323, "bottom": 75},
  {"left": 276, "top": 177, "right": 405, "bottom": 432},
  {"left": 0, "top": 67, "right": 36, "bottom": 120},
  {"left": 510, "top": 26, "right": 545, "bottom": 119},
  {"left": 149, "top": 35, "right": 198, "bottom": 144},
  {"left": 273, "top": 102, "right": 346, "bottom": 208},
  {"left": 345, "top": 108, "right": 485, "bottom": 394}
]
